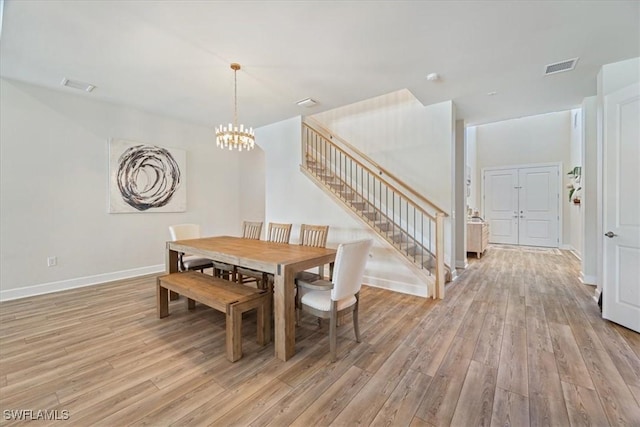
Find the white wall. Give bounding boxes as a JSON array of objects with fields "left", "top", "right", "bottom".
[
  {"left": 475, "top": 110, "right": 573, "bottom": 246},
  {"left": 454, "top": 119, "right": 467, "bottom": 268},
  {"left": 239, "top": 146, "right": 266, "bottom": 228},
  {"left": 582, "top": 96, "right": 598, "bottom": 285},
  {"left": 0, "top": 81, "right": 453, "bottom": 300},
  {"left": 568, "top": 108, "right": 583, "bottom": 255},
  {"left": 257, "top": 116, "right": 433, "bottom": 297},
  {"left": 465, "top": 126, "right": 478, "bottom": 214},
  {"left": 600, "top": 57, "right": 640, "bottom": 95},
  {"left": 310, "top": 90, "right": 455, "bottom": 267},
  {"left": 311, "top": 90, "right": 453, "bottom": 213},
  {"left": 0, "top": 79, "right": 242, "bottom": 300}
]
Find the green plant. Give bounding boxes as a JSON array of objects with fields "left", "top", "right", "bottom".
[
  {"left": 567, "top": 166, "right": 582, "bottom": 202},
  {"left": 569, "top": 186, "right": 581, "bottom": 202},
  {"left": 567, "top": 166, "right": 582, "bottom": 177}
]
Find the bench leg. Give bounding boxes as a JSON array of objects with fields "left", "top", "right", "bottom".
[
  {"left": 257, "top": 296, "right": 271, "bottom": 346},
  {"left": 157, "top": 281, "right": 169, "bottom": 318},
  {"left": 187, "top": 298, "right": 196, "bottom": 310},
  {"left": 226, "top": 307, "right": 243, "bottom": 362}
]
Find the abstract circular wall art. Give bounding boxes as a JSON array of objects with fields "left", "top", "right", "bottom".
[{"left": 109, "top": 139, "right": 186, "bottom": 213}]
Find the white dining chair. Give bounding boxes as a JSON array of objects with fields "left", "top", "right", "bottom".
[
  {"left": 168, "top": 224, "right": 213, "bottom": 273},
  {"left": 296, "top": 238, "right": 373, "bottom": 362}
]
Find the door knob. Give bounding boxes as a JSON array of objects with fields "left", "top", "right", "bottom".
[{"left": 604, "top": 231, "right": 617, "bottom": 238}]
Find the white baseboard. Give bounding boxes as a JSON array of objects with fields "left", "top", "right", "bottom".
[
  {"left": 0, "top": 264, "right": 165, "bottom": 302},
  {"left": 559, "top": 244, "right": 573, "bottom": 251},
  {"left": 363, "top": 275, "right": 429, "bottom": 298},
  {"left": 581, "top": 274, "right": 598, "bottom": 286},
  {"left": 1, "top": 268, "right": 430, "bottom": 302},
  {"left": 455, "top": 260, "right": 468, "bottom": 269}
]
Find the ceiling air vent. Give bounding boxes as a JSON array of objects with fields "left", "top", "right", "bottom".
[
  {"left": 61, "top": 78, "right": 96, "bottom": 92},
  {"left": 296, "top": 98, "right": 317, "bottom": 108},
  {"left": 544, "top": 58, "right": 579, "bottom": 75}
]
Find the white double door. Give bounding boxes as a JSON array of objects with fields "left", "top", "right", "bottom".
[{"left": 484, "top": 165, "right": 559, "bottom": 247}]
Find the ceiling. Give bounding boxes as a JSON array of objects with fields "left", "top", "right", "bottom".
[{"left": 1, "top": 1, "right": 638, "bottom": 129}]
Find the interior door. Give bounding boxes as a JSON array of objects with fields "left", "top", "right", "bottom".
[
  {"left": 518, "top": 166, "right": 559, "bottom": 247},
  {"left": 484, "top": 165, "right": 559, "bottom": 247},
  {"left": 484, "top": 169, "right": 518, "bottom": 244},
  {"left": 603, "top": 83, "right": 640, "bottom": 333}
]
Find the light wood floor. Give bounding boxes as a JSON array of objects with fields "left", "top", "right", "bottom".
[{"left": 1, "top": 246, "right": 639, "bottom": 426}]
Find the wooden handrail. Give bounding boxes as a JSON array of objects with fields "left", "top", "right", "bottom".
[
  {"left": 305, "top": 125, "right": 448, "bottom": 220},
  {"left": 305, "top": 137, "right": 435, "bottom": 223},
  {"left": 303, "top": 118, "right": 448, "bottom": 216}
]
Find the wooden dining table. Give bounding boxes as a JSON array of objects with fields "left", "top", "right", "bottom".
[{"left": 166, "top": 235, "right": 337, "bottom": 361}]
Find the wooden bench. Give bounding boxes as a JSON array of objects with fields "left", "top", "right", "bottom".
[{"left": 157, "top": 271, "right": 271, "bottom": 362}]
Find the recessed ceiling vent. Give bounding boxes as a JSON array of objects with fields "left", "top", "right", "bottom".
[
  {"left": 296, "top": 98, "right": 317, "bottom": 108},
  {"left": 61, "top": 78, "right": 96, "bottom": 92},
  {"left": 544, "top": 58, "right": 579, "bottom": 75}
]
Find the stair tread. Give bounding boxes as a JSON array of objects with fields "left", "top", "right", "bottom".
[{"left": 304, "top": 137, "right": 449, "bottom": 285}]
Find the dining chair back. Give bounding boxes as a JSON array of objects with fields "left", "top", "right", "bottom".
[
  {"left": 299, "top": 224, "right": 329, "bottom": 248},
  {"left": 297, "top": 238, "right": 373, "bottom": 361},
  {"left": 237, "top": 222, "right": 292, "bottom": 289},
  {"left": 168, "top": 224, "right": 213, "bottom": 273},
  {"left": 242, "top": 221, "right": 263, "bottom": 240},
  {"left": 330, "top": 239, "right": 373, "bottom": 302},
  {"left": 295, "top": 224, "right": 330, "bottom": 285},
  {"left": 266, "top": 222, "right": 292, "bottom": 244},
  {"left": 169, "top": 223, "right": 201, "bottom": 241}
]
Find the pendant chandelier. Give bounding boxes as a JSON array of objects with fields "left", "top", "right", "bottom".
[{"left": 215, "top": 63, "right": 255, "bottom": 151}]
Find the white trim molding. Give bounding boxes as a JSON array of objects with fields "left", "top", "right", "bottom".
[
  {"left": 363, "top": 275, "right": 429, "bottom": 298},
  {"left": 455, "top": 260, "right": 469, "bottom": 269},
  {"left": 581, "top": 274, "right": 598, "bottom": 286},
  {"left": 0, "top": 264, "right": 165, "bottom": 301}
]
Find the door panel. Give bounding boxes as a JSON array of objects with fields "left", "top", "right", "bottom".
[
  {"left": 603, "top": 83, "right": 640, "bottom": 332},
  {"left": 484, "top": 170, "right": 518, "bottom": 244},
  {"left": 618, "top": 247, "right": 639, "bottom": 310},
  {"left": 518, "top": 166, "right": 559, "bottom": 247},
  {"left": 524, "top": 220, "right": 552, "bottom": 239}
]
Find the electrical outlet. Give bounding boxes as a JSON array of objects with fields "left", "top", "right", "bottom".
[{"left": 47, "top": 256, "right": 57, "bottom": 267}]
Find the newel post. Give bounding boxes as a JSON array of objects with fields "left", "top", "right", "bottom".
[
  {"left": 301, "top": 123, "right": 307, "bottom": 169},
  {"left": 435, "top": 212, "right": 445, "bottom": 299}
]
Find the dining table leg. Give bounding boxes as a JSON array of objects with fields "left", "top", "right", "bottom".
[{"left": 273, "top": 265, "right": 296, "bottom": 361}]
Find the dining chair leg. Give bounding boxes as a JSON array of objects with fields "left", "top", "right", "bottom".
[
  {"left": 329, "top": 302, "right": 338, "bottom": 363},
  {"left": 353, "top": 293, "right": 361, "bottom": 342}
]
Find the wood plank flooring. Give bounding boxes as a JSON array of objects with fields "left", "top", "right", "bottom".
[{"left": 1, "top": 247, "right": 639, "bottom": 426}]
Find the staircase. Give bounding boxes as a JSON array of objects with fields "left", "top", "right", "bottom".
[{"left": 300, "top": 119, "right": 449, "bottom": 298}]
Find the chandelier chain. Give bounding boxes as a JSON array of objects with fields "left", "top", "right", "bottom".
[{"left": 233, "top": 66, "right": 238, "bottom": 129}]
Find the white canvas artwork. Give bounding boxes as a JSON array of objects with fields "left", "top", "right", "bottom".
[{"left": 109, "top": 139, "right": 186, "bottom": 213}]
